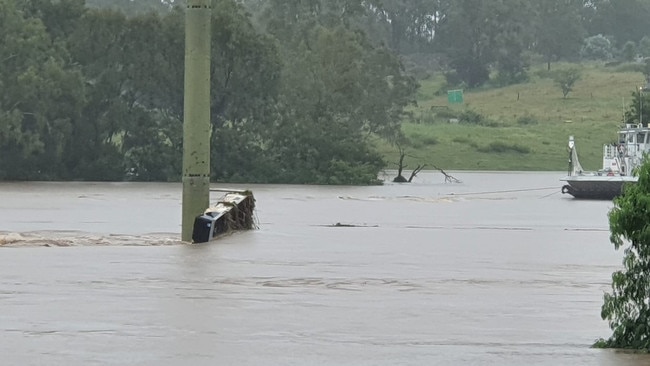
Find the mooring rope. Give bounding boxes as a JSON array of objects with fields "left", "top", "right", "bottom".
[
  {"left": 447, "top": 186, "right": 559, "bottom": 196},
  {"left": 539, "top": 190, "right": 562, "bottom": 199}
]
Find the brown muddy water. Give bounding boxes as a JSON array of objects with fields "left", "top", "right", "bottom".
[{"left": 1, "top": 171, "right": 648, "bottom": 366}]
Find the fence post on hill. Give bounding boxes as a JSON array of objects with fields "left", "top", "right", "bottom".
[{"left": 181, "top": 0, "right": 212, "bottom": 242}]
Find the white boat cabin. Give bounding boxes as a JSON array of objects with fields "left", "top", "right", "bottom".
[{"left": 602, "top": 124, "right": 650, "bottom": 176}]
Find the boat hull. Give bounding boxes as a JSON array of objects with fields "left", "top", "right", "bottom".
[{"left": 560, "top": 176, "right": 636, "bottom": 199}]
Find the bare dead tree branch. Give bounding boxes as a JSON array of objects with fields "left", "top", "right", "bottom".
[
  {"left": 407, "top": 164, "right": 426, "bottom": 182},
  {"left": 431, "top": 164, "right": 462, "bottom": 183}
]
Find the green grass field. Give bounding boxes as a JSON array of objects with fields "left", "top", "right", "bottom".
[{"left": 377, "top": 63, "right": 645, "bottom": 172}]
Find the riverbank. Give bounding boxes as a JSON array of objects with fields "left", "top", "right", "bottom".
[{"left": 378, "top": 62, "right": 644, "bottom": 172}]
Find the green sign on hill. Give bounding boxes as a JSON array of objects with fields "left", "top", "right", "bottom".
[{"left": 447, "top": 89, "right": 464, "bottom": 104}]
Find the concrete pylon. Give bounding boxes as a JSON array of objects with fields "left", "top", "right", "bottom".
[{"left": 182, "top": 0, "right": 211, "bottom": 242}]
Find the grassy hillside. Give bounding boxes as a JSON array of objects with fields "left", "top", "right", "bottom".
[{"left": 377, "top": 63, "right": 644, "bottom": 171}]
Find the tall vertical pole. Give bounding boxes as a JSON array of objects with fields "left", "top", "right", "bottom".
[
  {"left": 640, "top": 86, "right": 644, "bottom": 126},
  {"left": 182, "top": 0, "right": 211, "bottom": 242}
]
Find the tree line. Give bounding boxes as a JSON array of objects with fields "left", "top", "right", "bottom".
[
  {"left": 96, "top": 0, "right": 650, "bottom": 85},
  {"left": 3, "top": 0, "right": 650, "bottom": 183},
  {"left": 1, "top": 0, "right": 417, "bottom": 183},
  {"left": 243, "top": 0, "right": 650, "bottom": 87}
]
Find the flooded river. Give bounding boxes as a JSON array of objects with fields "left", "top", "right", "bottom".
[{"left": 1, "top": 171, "right": 648, "bottom": 365}]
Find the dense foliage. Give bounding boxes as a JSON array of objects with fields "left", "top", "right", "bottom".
[
  {"left": 624, "top": 89, "right": 650, "bottom": 127},
  {"left": 0, "top": 0, "right": 414, "bottom": 183},
  {"left": 597, "top": 160, "right": 650, "bottom": 350},
  {"left": 4, "top": 0, "right": 650, "bottom": 183}
]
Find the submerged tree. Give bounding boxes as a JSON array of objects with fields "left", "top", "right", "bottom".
[
  {"left": 597, "top": 160, "right": 650, "bottom": 350},
  {"left": 392, "top": 144, "right": 424, "bottom": 183}
]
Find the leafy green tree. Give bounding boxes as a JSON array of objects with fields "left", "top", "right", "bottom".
[
  {"left": 63, "top": 8, "right": 131, "bottom": 180},
  {"left": 491, "top": 0, "right": 534, "bottom": 85},
  {"left": 18, "top": 0, "right": 86, "bottom": 43},
  {"left": 0, "top": 0, "right": 85, "bottom": 180},
  {"left": 0, "top": 0, "right": 45, "bottom": 179},
  {"left": 1, "top": 0, "right": 418, "bottom": 184},
  {"left": 257, "top": 0, "right": 370, "bottom": 47},
  {"left": 436, "top": 0, "right": 493, "bottom": 87},
  {"left": 121, "top": 108, "right": 182, "bottom": 181},
  {"left": 264, "top": 25, "right": 416, "bottom": 184},
  {"left": 247, "top": 0, "right": 418, "bottom": 184},
  {"left": 206, "top": 0, "right": 283, "bottom": 182},
  {"left": 85, "top": 0, "right": 174, "bottom": 15},
  {"left": 623, "top": 90, "right": 650, "bottom": 127},
  {"left": 533, "top": 0, "right": 585, "bottom": 71},
  {"left": 597, "top": 160, "right": 650, "bottom": 350},
  {"left": 639, "top": 36, "right": 650, "bottom": 58},
  {"left": 117, "top": 11, "right": 185, "bottom": 181},
  {"left": 552, "top": 67, "right": 582, "bottom": 99},
  {"left": 581, "top": 34, "right": 614, "bottom": 61},
  {"left": 585, "top": 0, "right": 650, "bottom": 48},
  {"left": 65, "top": 7, "right": 188, "bottom": 181},
  {"left": 364, "top": 0, "right": 439, "bottom": 54},
  {"left": 437, "top": 0, "right": 535, "bottom": 87},
  {"left": 61, "top": 0, "right": 284, "bottom": 182},
  {"left": 622, "top": 41, "right": 637, "bottom": 62}
]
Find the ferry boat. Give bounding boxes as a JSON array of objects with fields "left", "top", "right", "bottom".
[{"left": 560, "top": 124, "right": 649, "bottom": 199}]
